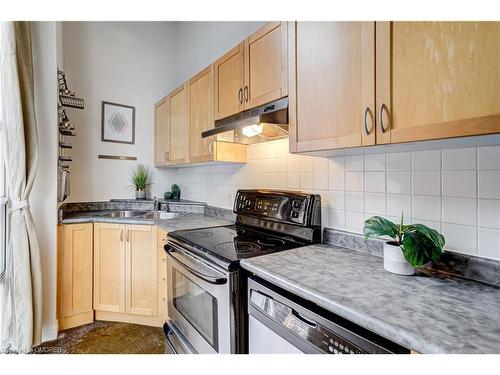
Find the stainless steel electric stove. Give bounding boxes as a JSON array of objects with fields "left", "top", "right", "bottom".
[{"left": 163, "top": 189, "right": 321, "bottom": 354}]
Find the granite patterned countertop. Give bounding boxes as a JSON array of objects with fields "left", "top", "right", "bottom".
[
  {"left": 241, "top": 244, "right": 500, "bottom": 354},
  {"left": 60, "top": 211, "right": 232, "bottom": 232}
]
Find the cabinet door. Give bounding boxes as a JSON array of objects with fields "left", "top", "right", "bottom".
[
  {"left": 94, "top": 223, "right": 126, "bottom": 313},
  {"left": 58, "top": 224, "right": 94, "bottom": 330},
  {"left": 125, "top": 225, "right": 158, "bottom": 316},
  {"left": 244, "top": 22, "right": 288, "bottom": 109},
  {"left": 289, "top": 22, "right": 376, "bottom": 153},
  {"left": 154, "top": 97, "right": 170, "bottom": 167},
  {"left": 376, "top": 21, "right": 500, "bottom": 144},
  {"left": 189, "top": 65, "right": 216, "bottom": 163},
  {"left": 168, "top": 83, "right": 188, "bottom": 165},
  {"left": 214, "top": 43, "right": 245, "bottom": 120}
]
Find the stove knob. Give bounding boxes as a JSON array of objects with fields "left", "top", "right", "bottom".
[{"left": 328, "top": 346, "right": 334, "bottom": 353}]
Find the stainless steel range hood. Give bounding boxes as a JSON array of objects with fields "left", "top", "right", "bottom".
[{"left": 202, "top": 97, "right": 288, "bottom": 144}]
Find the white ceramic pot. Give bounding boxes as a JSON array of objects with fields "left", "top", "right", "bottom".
[
  {"left": 135, "top": 190, "right": 146, "bottom": 199},
  {"left": 383, "top": 242, "right": 415, "bottom": 276}
]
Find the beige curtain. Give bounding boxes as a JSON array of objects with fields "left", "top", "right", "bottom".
[{"left": 0, "top": 21, "right": 42, "bottom": 353}]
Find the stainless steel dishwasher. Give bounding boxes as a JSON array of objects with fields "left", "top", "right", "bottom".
[{"left": 247, "top": 277, "right": 409, "bottom": 354}]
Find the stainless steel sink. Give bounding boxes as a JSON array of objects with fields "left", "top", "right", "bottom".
[
  {"left": 103, "top": 210, "right": 148, "bottom": 218},
  {"left": 141, "top": 211, "right": 180, "bottom": 220}
]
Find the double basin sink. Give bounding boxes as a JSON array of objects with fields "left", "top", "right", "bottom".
[{"left": 102, "top": 210, "right": 179, "bottom": 220}]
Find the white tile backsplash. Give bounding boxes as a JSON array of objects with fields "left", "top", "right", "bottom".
[
  {"left": 364, "top": 171, "right": 386, "bottom": 193},
  {"left": 329, "top": 171, "right": 345, "bottom": 191},
  {"left": 478, "top": 146, "right": 500, "bottom": 170},
  {"left": 442, "top": 197, "right": 477, "bottom": 226},
  {"left": 346, "top": 192, "right": 364, "bottom": 213},
  {"left": 478, "top": 228, "right": 500, "bottom": 259},
  {"left": 345, "top": 155, "right": 364, "bottom": 171},
  {"left": 387, "top": 194, "right": 412, "bottom": 219},
  {"left": 387, "top": 171, "right": 411, "bottom": 194},
  {"left": 329, "top": 191, "right": 345, "bottom": 210},
  {"left": 412, "top": 171, "right": 441, "bottom": 196},
  {"left": 175, "top": 139, "right": 500, "bottom": 260},
  {"left": 442, "top": 148, "right": 476, "bottom": 170},
  {"left": 478, "top": 170, "right": 500, "bottom": 199},
  {"left": 442, "top": 223, "right": 477, "bottom": 255},
  {"left": 365, "top": 193, "right": 386, "bottom": 215},
  {"left": 412, "top": 195, "right": 442, "bottom": 222},
  {"left": 412, "top": 150, "right": 441, "bottom": 170},
  {"left": 387, "top": 152, "right": 411, "bottom": 171},
  {"left": 346, "top": 171, "right": 364, "bottom": 192},
  {"left": 478, "top": 199, "right": 500, "bottom": 229},
  {"left": 364, "top": 154, "right": 386, "bottom": 171},
  {"left": 442, "top": 170, "right": 477, "bottom": 198}
]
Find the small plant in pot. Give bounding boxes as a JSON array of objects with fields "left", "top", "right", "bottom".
[
  {"left": 363, "top": 215, "right": 445, "bottom": 276},
  {"left": 130, "top": 164, "right": 152, "bottom": 200}
]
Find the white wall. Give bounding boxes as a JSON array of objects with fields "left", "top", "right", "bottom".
[
  {"left": 63, "top": 22, "right": 178, "bottom": 201},
  {"left": 31, "top": 21, "right": 59, "bottom": 341}
]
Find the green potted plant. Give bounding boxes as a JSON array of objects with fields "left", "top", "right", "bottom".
[
  {"left": 130, "top": 164, "right": 152, "bottom": 200},
  {"left": 363, "top": 215, "right": 445, "bottom": 275}
]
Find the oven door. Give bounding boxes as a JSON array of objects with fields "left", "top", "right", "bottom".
[{"left": 166, "top": 242, "right": 235, "bottom": 354}]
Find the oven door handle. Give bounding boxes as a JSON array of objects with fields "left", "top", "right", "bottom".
[{"left": 167, "top": 245, "right": 228, "bottom": 285}]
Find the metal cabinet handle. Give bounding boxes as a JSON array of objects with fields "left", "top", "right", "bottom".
[
  {"left": 120, "top": 229, "right": 123, "bottom": 242},
  {"left": 126, "top": 229, "right": 129, "bottom": 242},
  {"left": 363, "top": 107, "right": 370, "bottom": 136},
  {"left": 244, "top": 86, "right": 249, "bottom": 103},
  {"left": 379, "top": 103, "right": 389, "bottom": 134},
  {"left": 164, "top": 151, "right": 170, "bottom": 161},
  {"left": 238, "top": 88, "right": 243, "bottom": 104},
  {"left": 208, "top": 141, "right": 214, "bottom": 156}
]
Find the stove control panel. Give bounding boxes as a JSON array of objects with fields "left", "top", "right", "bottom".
[{"left": 234, "top": 190, "right": 318, "bottom": 226}]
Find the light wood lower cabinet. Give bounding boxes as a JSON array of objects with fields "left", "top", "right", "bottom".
[
  {"left": 64, "top": 223, "right": 166, "bottom": 328},
  {"left": 93, "top": 223, "right": 126, "bottom": 313},
  {"left": 126, "top": 225, "right": 158, "bottom": 316},
  {"left": 93, "top": 223, "right": 164, "bottom": 326},
  {"left": 57, "top": 223, "right": 94, "bottom": 330}
]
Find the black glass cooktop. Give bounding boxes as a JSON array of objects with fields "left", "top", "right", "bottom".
[{"left": 168, "top": 224, "right": 307, "bottom": 265}]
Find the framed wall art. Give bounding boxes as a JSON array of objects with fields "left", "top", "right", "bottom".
[{"left": 101, "top": 101, "right": 136, "bottom": 144}]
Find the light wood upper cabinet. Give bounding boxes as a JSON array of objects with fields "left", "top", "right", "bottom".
[
  {"left": 58, "top": 223, "right": 94, "bottom": 330},
  {"left": 168, "top": 83, "right": 188, "bottom": 164},
  {"left": 214, "top": 44, "right": 245, "bottom": 120},
  {"left": 189, "top": 65, "right": 248, "bottom": 164},
  {"left": 289, "top": 22, "right": 375, "bottom": 153},
  {"left": 154, "top": 84, "right": 188, "bottom": 167},
  {"left": 154, "top": 97, "right": 170, "bottom": 167},
  {"left": 244, "top": 21, "right": 288, "bottom": 109},
  {"left": 94, "top": 223, "right": 126, "bottom": 313},
  {"left": 376, "top": 21, "right": 500, "bottom": 144},
  {"left": 214, "top": 22, "right": 289, "bottom": 120},
  {"left": 189, "top": 65, "right": 216, "bottom": 162},
  {"left": 125, "top": 225, "right": 158, "bottom": 317}
]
